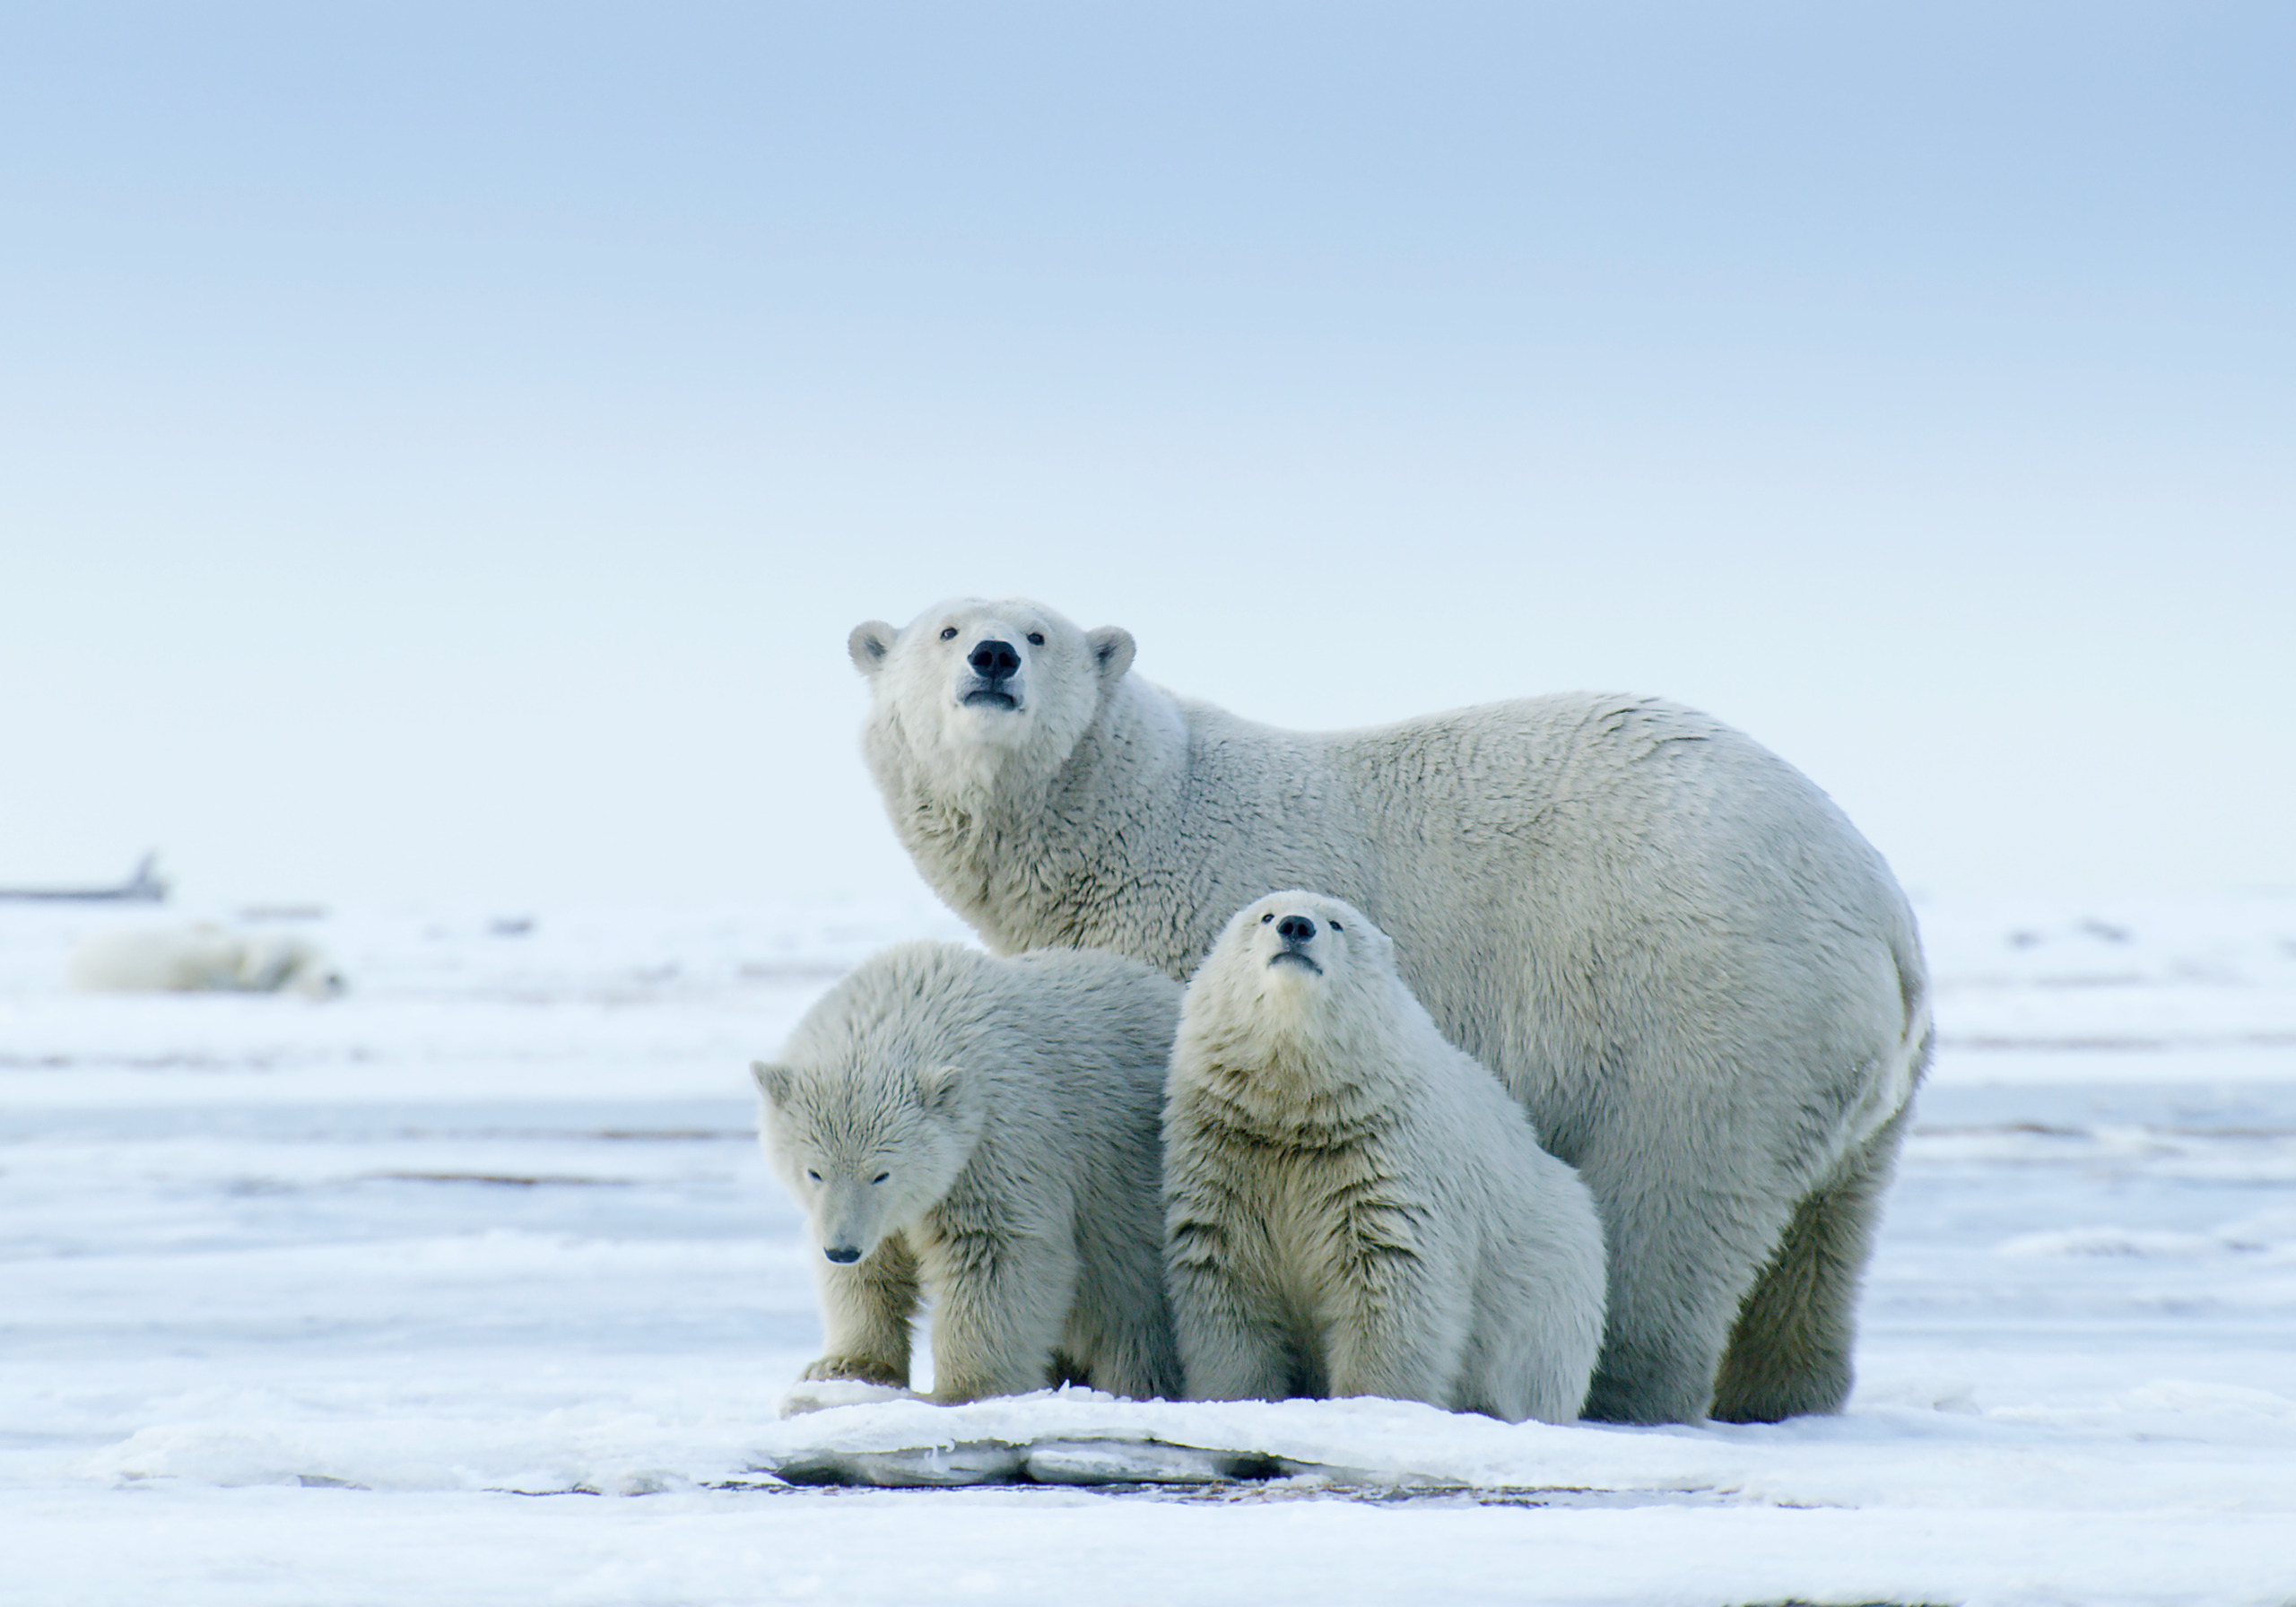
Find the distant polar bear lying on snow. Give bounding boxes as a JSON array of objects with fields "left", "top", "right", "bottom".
[
  {"left": 69, "top": 925, "right": 345, "bottom": 997},
  {"left": 848, "top": 596, "right": 1933, "bottom": 1425},
  {"left": 1165, "top": 891, "right": 1606, "bottom": 1424}
]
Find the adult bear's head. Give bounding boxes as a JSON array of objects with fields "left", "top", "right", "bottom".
[{"left": 848, "top": 598, "right": 1136, "bottom": 799}]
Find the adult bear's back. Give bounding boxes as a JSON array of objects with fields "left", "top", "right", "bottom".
[{"left": 1311, "top": 691, "right": 1925, "bottom": 1173}]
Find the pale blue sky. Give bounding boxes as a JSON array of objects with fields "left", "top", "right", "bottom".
[{"left": 3, "top": 3, "right": 2289, "bottom": 908}]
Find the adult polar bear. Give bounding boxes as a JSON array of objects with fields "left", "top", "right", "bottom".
[{"left": 848, "top": 598, "right": 1931, "bottom": 1425}]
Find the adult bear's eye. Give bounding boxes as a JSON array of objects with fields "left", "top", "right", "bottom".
[
  {"left": 1331, "top": 919, "right": 1344, "bottom": 931},
  {"left": 1261, "top": 912, "right": 1274, "bottom": 924},
  {"left": 805, "top": 1169, "right": 822, "bottom": 1182},
  {"left": 1027, "top": 632, "right": 1045, "bottom": 646},
  {"left": 939, "top": 627, "right": 958, "bottom": 641},
  {"left": 872, "top": 1172, "right": 891, "bottom": 1185}
]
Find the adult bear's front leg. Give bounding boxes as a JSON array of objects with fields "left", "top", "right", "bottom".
[{"left": 804, "top": 1234, "right": 920, "bottom": 1388}]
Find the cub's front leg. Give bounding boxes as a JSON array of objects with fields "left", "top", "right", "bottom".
[
  {"left": 921, "top": 1222, "right": 1080, "bottom": 1403},
  {"left": 803, "top": 1233, "right": 920, "bottom": 1388},
  {"left": 1166, "top": 1198, "right": 1300, "bottom": 1401},
  {"left": 1319, "top": 1200, "right": 1469, "bottom": 1410}
]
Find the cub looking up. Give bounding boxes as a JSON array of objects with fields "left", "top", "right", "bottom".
[{"left": 1163, "top": 891, "right": 1606, "bottom": 1425}]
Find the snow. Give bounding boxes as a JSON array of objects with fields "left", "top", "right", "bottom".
[{"left": 5, "top": 894, "right": 2296, "bottom": 1604}]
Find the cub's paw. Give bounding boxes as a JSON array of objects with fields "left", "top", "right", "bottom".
[{"left": 798, "top": 1355, "right": 908, "bottom": 1388}]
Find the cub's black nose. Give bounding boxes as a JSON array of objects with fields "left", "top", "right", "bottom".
[
  {"left": 1275, "top": 915, "right": 1318, "bottom": 942},
  {"left": 969, "top": 639, "right": 1022, "bottom": 681},
  {"left": 823, "top": 1246, "right": 862, "bottom": 1264}
]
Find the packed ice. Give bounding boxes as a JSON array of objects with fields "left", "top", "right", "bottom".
[{"left": 4, "top": 893, "right": 2295, "bottom": 1604}]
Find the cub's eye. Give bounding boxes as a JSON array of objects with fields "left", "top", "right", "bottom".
[
  {"left": 1330, "top": 919, "right": 1344, "bottom": 931},
  {"left": 1260, "top": 912, "right": 1274, "bottom": 924},
  {"left": 939, "top": 626, "right": 958, "bottom": 641},
  {"left": 1026, "top": 632, "right": 1045, "bottom": 646},
  {"left": 872, "top": 1172, "right": 891, "bottom": 1185},
  {"left": 804, "top": 1168, "right": 822, "bottom": 1182}
]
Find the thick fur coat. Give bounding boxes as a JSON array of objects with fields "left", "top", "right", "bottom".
[
  {"left": 1164, "top": 892, "right": 1605, "bottom": 1423},
  {"left": 753, "top": 942, "right": 1182, "bottom": 1403},
  {"left": 849, "top": 597, "right": 1933, "bottom": 1423}
]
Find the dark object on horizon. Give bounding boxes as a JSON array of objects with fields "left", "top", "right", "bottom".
[{"left": 0, "top": 852, "right": 169, "bottom": 903}]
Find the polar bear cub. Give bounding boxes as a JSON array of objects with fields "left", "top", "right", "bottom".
[
  {"left": 753, "top": 942, "right": 1183, "bottom": 1403},
  {"left": 1164, "top": 892, "right": 1606, "bottom": 1423}
]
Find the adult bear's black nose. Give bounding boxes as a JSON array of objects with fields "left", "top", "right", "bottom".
[
  {"left": 969, "top": 639, "right": 1021, "bottom": 681},
  {"left": 1275, "top": 915, "right": 1317, "bottom": 942},
  {"left": 823, "top": 1246, "right": 862, "bottom": 1264}
]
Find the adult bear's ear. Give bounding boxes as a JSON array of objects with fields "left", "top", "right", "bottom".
[
  {"left": 751, "top": 1061, "right": 796, "bottom": 1108},
  {"left": 848, "top": 621, "right": 897, "bottom": 676},
  {"left": 1087, "top": 626, "right": 1135, "bottom": 691}
]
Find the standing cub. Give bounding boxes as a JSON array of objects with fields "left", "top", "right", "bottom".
[
  {"left": 1164, "top": 892, "right": 1606, "bottom": 1423},
  {"left": 754, "top": 942, "right": 1182, "bottom": 1403}
]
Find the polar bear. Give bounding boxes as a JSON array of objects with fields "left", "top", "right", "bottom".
[
  {"left": 752, "top": 941, "right": 1183, "bottom": 1403},
  {"left": 848, "top": 597, "right": 1933, "bottom": 1424},
  {"left": 1165, "top": 891, "right": 1605, "bottom": 1424},
  {"left": 68, "top": 925, "right": 345, "bottom": 996}
]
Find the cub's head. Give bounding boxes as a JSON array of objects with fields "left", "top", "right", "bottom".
[
  {"left": 847, "top": 598, "right": 1135, "bottom": 796},
  {"left": 752, "top": 1056, "right": 982, "bottom": 1266},
  {"left": 1187, "top": 890, "right": 1399, "bottom": 1047}
]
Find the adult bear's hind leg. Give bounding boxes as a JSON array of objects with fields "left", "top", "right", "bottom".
[
  {"left": 1578, "top": 1173, "right": 1795, "bottom": 1426},
  {"left": 1709, "top": 1100, "right": 1914, "bottom": 1424}
]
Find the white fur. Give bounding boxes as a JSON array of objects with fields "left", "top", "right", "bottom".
[
  {"left": 850, "top": 596, "right": 1932, "bottom": 1423},
  {"left": 1165, "top": 892, "right": 1606, "bottom": 1423},
  {"left": 68, "top": 925, "right": 345, "bottom": 997},
  {"left": 754, "top": 942, "right": 1182, "bottom": 1404}
]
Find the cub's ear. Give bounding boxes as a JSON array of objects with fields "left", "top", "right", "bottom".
[
  {"left": 848, "top": 621, "right": 897, "bottom": 676},
  {"left": 915, "top": 1063, "right": 967, "bottom": 1117},
  {"left": 751, "top": 1061, "right": 796, "bottom": 1107},
  {"left": 1086, "top": 626, "right": 1135, "bottom": 691}
]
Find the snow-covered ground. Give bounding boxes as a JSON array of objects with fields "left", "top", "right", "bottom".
[{"left": 4, "top": 893, "right": 2294, "bottom": 1605}]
